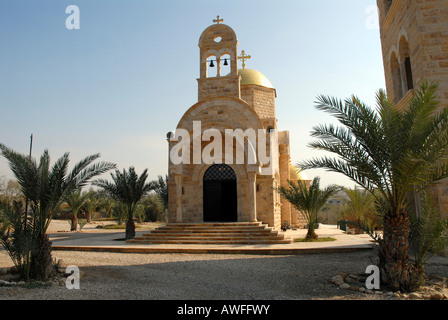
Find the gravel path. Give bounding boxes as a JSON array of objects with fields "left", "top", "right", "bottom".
[
  {"left": 1, "top": 221, "right": 447, "bottom": 301},
  {"left": 2, "top": 248, "right": 445, "bottom": 300}
]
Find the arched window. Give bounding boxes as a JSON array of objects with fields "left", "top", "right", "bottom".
[
  {"left": 206, "top": 55, "right": 217, "bottom": 78},
  {"left": 390, "top": 51, "right": 403, "bottom": 103},
  {"left": 404, "top": 56, "right": 414, "bottom": 91},
  {"left": 399, "top": 36, "right": 414, "bottom": 92},
  {"left": 220, "top": 53, "right": 231, "bottom": 76},
  {"left": 384, "top": 0, "right": 393, "bottom": 15}
]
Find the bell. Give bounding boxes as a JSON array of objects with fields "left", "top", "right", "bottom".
[
  {"left": 209, "top": 60, "right": 215, "bottom": 67},
  {"left": 223, "top": 58, "right": 228, "bottom": 66}
]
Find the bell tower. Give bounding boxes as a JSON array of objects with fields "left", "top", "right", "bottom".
[{"left": 197, "top": 16, "right": 241, "bottom": 102}]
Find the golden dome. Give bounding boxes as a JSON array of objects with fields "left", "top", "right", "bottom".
[
  {"left": 289, "top": 165, "right": 307, "bottom": 180},
  {"left": 238, "top": 69, "right": 274, "bottom": 89}
]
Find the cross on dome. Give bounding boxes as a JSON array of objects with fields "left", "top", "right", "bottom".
[
  {"left": 213, "top": 15, "right": 224, "bottom": 24},
  {"left": 238, "top": 50, "right": 251, "bottom": 69}
]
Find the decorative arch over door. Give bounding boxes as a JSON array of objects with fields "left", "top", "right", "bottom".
[{"left": 203, "top": 164, "right": 237, "bottom": 222}]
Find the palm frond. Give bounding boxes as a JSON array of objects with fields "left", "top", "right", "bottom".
[
  {"left": 409, "top": 191, "right": 448, "bottom": 267},
  {"left": 276, "top": 176, "right": 339, "bottom": 237}
]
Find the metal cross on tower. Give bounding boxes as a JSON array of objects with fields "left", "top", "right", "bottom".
[{"left": 238, "top": 50, "right": 251, "bottom": 69}]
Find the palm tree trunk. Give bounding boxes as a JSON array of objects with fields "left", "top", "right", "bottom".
[
  {"left": 125, "top": 205, "right": 136, "bottom": 240},
  {"left": 86, "top": 211, "right": 92, "bottom": 223},
  {"left": 306, "top": 217, "right": 318, "bottom": 240},
  {"left": 71, "top": 212, "right": 78, "bottom": 231},
  {"left": 378, "top": 210, "right": 424, "bottom": 292},
  {"left": 355, "top": 218, "right": 363, "bottom": 234},
  {"left": 125, "top": 219, "right": 135, "bottom": 240},
  {"left": 305, "top": 212, "right": 318, "bottom": 240},
  {"left": 306, "top": 227, "right": 318, "bottom": 240},
  {"left": 30, "top": 233, "right": 54, "bottom": 281}
]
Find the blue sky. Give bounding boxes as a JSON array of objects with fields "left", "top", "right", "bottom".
[{"left": 0, "top": 0, "right": 385, "bottom": 188}]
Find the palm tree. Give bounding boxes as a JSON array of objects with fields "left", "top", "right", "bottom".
[
  {"left": 152, "top": 175, "right": 168, "bottom": 211},
  {"left": 276, "top": 177, "right": 339, "bottom": 240},
  {"left": 97, "top": 190, "right": 115, "bottom": 219},
  {"left": 84, "top": 189, "right": 101, "bottom": 223},
  {"left": 142, "top": 193, "right": 166, "bottom": 222},
  {"left": 0, "top": 200, "right": 33, "bottom": 281},
  {"left": 340, "top": 187, "right": 378, "bottom": 233},
  {"left": 66, "top": 190, "right": 92, "bottom": 231},
  {"left": 93, "top": 167, "right": 154, "bottom": 240},
  {"left": 112, "top": 201, "right": 126, "bottom": 225},
  {"left": 299, "top": 81, "right": 448, "bottom": 292},
  {"left": 409, "top": 190, "right": 448, "bottom": 271},
  {"left": 0, "top": 144, "right": 116, "bottom": 280},
  {"left": 135, "top": 203, "right": 146, "bottom": 223}
]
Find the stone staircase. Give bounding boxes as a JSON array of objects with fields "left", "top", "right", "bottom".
[{"left": 127, "top": 222, "right": 293, "bottom": 245}]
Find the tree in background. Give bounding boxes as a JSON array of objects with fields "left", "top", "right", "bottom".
[
  {"left": 340, "top": 187, "right": 379, "bottom": 233},
  {"left": 152, "top": 175, "right": 168, "bottom": 212},
  {"left": 94, "top": 167, "right": 154, "bottom": 240},
  {"left": 135, "top": 203, "right": 146, "bottom": 223},
  {"left": 276, "top": 177, "right": 339, "bottom": 240},
  {"left": 97, "top": 189, "right": 115, "bottom": 219},
  {"left": 142, "top": 193, "right": 166, "bottom": 222},
  {"left": 112, "top": 201, "right": 126, "bottom": 225},
  {"left": 65, "top": 189, "right": 92, "bottom": 231},
  {"left": 0, "top": 177, "right": 22, "bottom": 204},
  {"left": 84, "top": 188, "right": 101, "bottom": 223}
]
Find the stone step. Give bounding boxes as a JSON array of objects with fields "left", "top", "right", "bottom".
[
  {"left": 149, "top": 229, "right": 276, "bottom": 234},
  {"left": 154, "top": 223, "right": 271, "bottom": 229},
  {"left": 141, "top": 232, "right": 282, "bottom": 238},
  {"left": 128, "top": 222, "right": 292, "bottom": 245},
  {"left": 166, "top": 222, "right": 263, "bottom": 227},
  {"left": 128, "top": 239, "right": 293, "bottom": 245},
  {"left": 135, "top": 235, "right": 286, "bottom": 241},
  {"left": 157, "top": 225, "right": 270, "bottom": 230},
  {"left": 134, "top": 237, "right": 291, "bottom": 242}
]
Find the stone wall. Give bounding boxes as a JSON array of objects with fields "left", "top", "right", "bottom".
[
  {"left": 197, "top": 76, "right": 241, "bottom": 101},
  {"left": 168, "top": 96, "right": 283, "bottom": 228},
  {"left": 378, "top": 0, "right": 448, "bottom": 218},
  {"left": 377, "top": 0, "right": 448, "bottom": 107},
  {"left": 240, "top": 85, "right": 276, "bottom": 119}
]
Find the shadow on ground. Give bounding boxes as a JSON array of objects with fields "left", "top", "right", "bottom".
[{"left": 0, "top": 249, "right": 412, "bottom": 300}]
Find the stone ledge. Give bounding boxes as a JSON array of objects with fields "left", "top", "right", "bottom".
[{"left": 51, "top": 245, "right": 373, "bottom": 255}]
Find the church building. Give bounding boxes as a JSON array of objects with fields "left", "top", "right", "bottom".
[
  {"left": 166, "top": 17, "right": 308, "bottom": 230},
  {"left": 377, "top": 0, "right": 448, "bottom": 217}
]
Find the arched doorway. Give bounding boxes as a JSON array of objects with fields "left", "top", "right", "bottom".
[{"left": 203, "top": 164, "right": 237, "bottom": 222}]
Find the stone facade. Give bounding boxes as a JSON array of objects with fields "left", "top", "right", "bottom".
[
  {"left": 377, "top": 0, "right": 448, "bottom": 106},
  {"left": 167, "top": 20, "right": 309, "bottom": 230},
  {"left": 377, "top": 0, "right": 448, "bottom": 217},
  {"left": 241, "top": 84, "right": 276, "bottom": 120}
]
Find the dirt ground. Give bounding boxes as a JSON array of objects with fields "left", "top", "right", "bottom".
[{"left": 0, "top": 220, "right": 447, "bottom": 302}]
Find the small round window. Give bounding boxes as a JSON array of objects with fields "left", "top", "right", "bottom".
[{"left": 214, "top": 36, "right": 222, "bottom": 43}]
